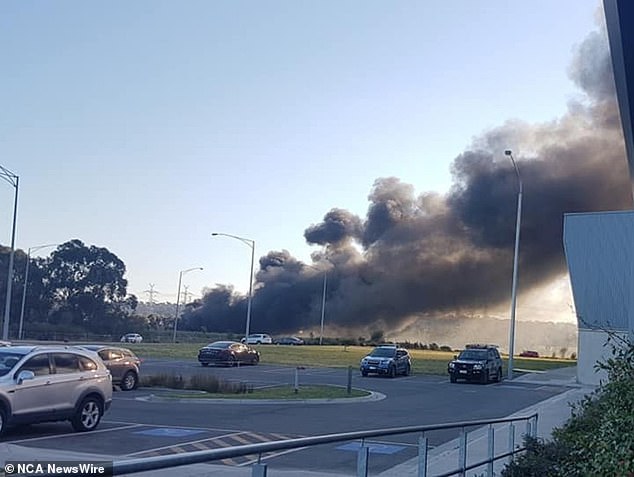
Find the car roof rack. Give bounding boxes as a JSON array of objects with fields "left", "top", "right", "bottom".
[{"left": 465, "top": 344, "right": 499, "bottom": 349}]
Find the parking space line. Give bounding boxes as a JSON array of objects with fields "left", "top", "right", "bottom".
[
  {"left": 103, "top": 420, "right": 243, "bottom": 434},
  {"left": 8, "top": 423, "right": 144, "bottom": 444},
  {"left": 126, "top": 431, "right": 249, "bottom": 457}
]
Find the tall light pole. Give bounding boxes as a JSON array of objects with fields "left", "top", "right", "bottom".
[
  {"left": 212, "top": 232, "right": 255, "bottom": 339},
  {"left": 306, "top": 264, "right": 328, "bottom": 345},
  {"left": 1, "top": 165, "right": 19, "bottom": 341},
  {"left": 172, "top": 267, "right": 203, "bottom": 343},
  {"left": 505, "top": 149, "right": 522, "bottom": 380},
  {"left": 18, "top": 243, "right": 58, "bottom": 340}
]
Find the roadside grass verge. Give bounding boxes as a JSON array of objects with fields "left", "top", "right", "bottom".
[
  {"left": 106, "top": 343, "right": 576, "bottom": 376},
  {"left": 141, "top": 373, "right": 250, "bottom": 394},
  {"left": 158, "top": 384, "right": 370, "bottom": 400}
]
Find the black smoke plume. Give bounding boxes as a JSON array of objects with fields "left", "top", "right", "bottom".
[{"left": 182, "top": 22, "right": 633, "bottom": 336}]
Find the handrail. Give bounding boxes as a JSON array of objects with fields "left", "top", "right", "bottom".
[{"left": 111, "top": 412, "right": 538, "bottom": 475}]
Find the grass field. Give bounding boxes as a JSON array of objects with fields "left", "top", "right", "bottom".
[{"left": 126, "top": 343, "right": 576, "bottom": 376}]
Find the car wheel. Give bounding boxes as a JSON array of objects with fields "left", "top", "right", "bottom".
[
  {"left": 256, "top": 341, "right": 262, "bottom": 345},
  {"left": 403, "top": 364, "right": 411, "bottom": 376},
  {"left": 71, "top": 397, "right": 103, "bottom": 432},
  {"left": 388, "top": 365, "right": 396, "bottom": 378},
  {"left": 120, "top": 371, "right": 138, "bottom": 391},
  {"left": 496, "top": 368, "right": 502, "bottom": 382},
  {"left": 200, "top": 362, "right": 209, "bottom": 367},
  {"left": 481, "top": 370, "right": 489, "bottom": 384},
  {"left": 450, "top": 375, "right": 457, "bottom": 383},
  {"left": 228, "top": 355, "right": 237, "bottom": 367},
  {"left": 361, "top": 370, "right": 368, "bottom": 377},
  {"left": 252, "top": 355, "right": 259, "bottom": 365}
]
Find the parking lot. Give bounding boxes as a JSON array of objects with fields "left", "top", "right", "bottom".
[{"left": 0, "top": 360, "right": 573, "bottom": 475}]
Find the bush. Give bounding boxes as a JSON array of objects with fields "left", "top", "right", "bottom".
[
  {"left": 141, "top": 373, "right": 251, "bottom": 394},
  {"left": 501, "top": 333, "right": 634, "bottom": 476},
  {"left": 501, "top": 436, "right": 570, "bottom": 477}
]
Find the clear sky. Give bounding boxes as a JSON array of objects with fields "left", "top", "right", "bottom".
[{"left": 1, "top": 1, "right": 601, "bottom": 321}]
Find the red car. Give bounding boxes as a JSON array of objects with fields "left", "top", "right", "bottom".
[{"left": 519, "top": 350, "right": 539, "bottom": 358}]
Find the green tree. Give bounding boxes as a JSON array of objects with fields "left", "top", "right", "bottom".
[{"left": 45, "top": 239, "right": 135, "bottom": 333}]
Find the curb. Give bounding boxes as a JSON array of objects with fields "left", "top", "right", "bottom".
[{"left": 136, "top": 389, "right": 386, "bottom": 405}]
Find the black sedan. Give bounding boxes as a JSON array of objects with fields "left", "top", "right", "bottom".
[{"left": 197, "top": 341, "right": 260, "bottom": 367}]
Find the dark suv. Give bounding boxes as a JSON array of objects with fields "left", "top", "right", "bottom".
[
  {"left": 448, "top": 344, "right": 503, "bottom": 384},
  {"left": 360, "top": 344, "right": 411, "bottom": 378},
  {"left": 81, "top": 345, "right": 141, "bottom": 391}
]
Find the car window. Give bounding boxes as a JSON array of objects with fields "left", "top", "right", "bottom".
[
  {"left": 20, "top": 354, "right": 51, "bottom": 376},
  {"left": 97, "top": 350, "right": 109, "bottom": 361},
  {"left": 109, "top": 350, "right": 124, "bottom": 360},
  {"left": 397, "top": 350, "right": 407, "bottom": 358},
  {"left": 458, "top": 350, "right": 487, "bottom": 360},
  {"left": 0, "top": 353, "right": 23, "bottom": 377},
  {"left": 53, "top": 353, "right": 80, "bottom": 374},
  {"left": 78, "top": 356, "right": 99, "bottom": 371},
  {"left": 370, "top": 348, "right": 396, "bottom": 358}
]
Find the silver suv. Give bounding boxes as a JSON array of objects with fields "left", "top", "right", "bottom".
[{"left": 0, "top": 345, "right": 113, "bottom": 436}]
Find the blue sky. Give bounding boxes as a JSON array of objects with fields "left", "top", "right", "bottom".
[{"left": 1, "top": 1, "right": 600, "bottom": 319}]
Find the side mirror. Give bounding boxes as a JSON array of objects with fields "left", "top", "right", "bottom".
[
  {"left": 16, "top": 370, "right": 35, "bottom": 385},
  {"left": 453, "top": 355, "right": 458, "bottom": 360}
]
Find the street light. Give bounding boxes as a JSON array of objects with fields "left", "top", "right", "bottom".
[
  {"left": 18, "top": 243, "right": 58, "bottom": 340},
  {"left": 212, "top": 232, "right": 255, "bottom": 339},
  {"left": 172, "top": 267, "right": 203, "bottom": 343},
  {"left": 306, "top": 264, "right": 328, "bottom": 345},
  {"left": 505, "top": 149, "right": 523, "bottom": 380},
  {"left": 1, "top": 165, "right": 19, "bottom": 341}
]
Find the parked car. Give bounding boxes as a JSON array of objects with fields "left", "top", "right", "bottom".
[
  {"left": 360, "top": 344, "right": 411, "bottom": 378},
  {"left": 519, "top": 350, "right": 540, "bottom": 358},
  {"left": 80, "top": 345, "right": 141, "bottom": 391},
  {"left": 0, "top": 345, "right": 112, "bottom": 436},
  {"left": 448, "top": 344, "right": 503, "bottom": 384},
  {"left": 275, "top": 336, "right": 304, "bottom": 345},
  {"left": 120, "top": 333, "right": 143, "bottom": 343},
  {"left": 198, "top": 341, "right": 260, "bottom": 367},
  {"left": 0, "top": 341, "right": 10, "bottom": 347},
  {"left": 240, "top": 333, "right": 273, "bottom": 345}
]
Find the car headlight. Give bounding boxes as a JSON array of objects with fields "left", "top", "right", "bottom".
[
  {"left": 448, "top": 362, "right": 455, "bottom": 369},
  {"left": 379, "top": 359, "right": 392, "bottom": 367},
  {"left": 473, "top": 363, "right": 483, "bottom": 370}
]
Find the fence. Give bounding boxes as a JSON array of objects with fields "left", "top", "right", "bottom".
[{"left": 106, "top": 413, "right": 538, "bottom": 477}]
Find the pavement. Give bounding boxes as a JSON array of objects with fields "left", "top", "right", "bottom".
[{"left": 0, "top": 366, "right": 596, "bottom": 477}]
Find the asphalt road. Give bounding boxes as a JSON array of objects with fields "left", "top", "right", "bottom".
[{"left": 1, "top": 359, "right": 570, "bottom": 475}]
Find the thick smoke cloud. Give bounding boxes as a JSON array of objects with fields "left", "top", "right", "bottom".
[
  {"left": 304, "top": 209, "right": 363, "bottom": 245},
  {"left": 182, "top": 22, "right": 633, "bottom": 335}
]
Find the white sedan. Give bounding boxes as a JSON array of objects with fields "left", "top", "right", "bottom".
[{"left": 120, "top": 333, "right": 143, "bottom": 343}]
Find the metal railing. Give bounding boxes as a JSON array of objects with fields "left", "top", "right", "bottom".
[{"left": 109, "top": 413, "right": 538, "bottom": 476}]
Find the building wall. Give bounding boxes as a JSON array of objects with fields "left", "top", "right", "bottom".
[
  {"left": 604, "top": 0, "right": 634, "bottom": 186},
  {"left": 563, "top": 211, "right": 634, "bottom": 384},
  {"left": 578, "top": 329, "right": 611, "bottom": 385}
]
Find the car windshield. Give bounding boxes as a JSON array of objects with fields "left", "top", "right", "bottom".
[
  {"left": 0, "top": 351, "right": 26, "bottom": 377},
  {"left": 370, "top": 347, "right": 396, "bottom": 358},
  {"left": 458, "top": 350, "right": 488, "bottom": 360},
  {"left": 207, "top": 341, "right": 232, "bottom": 349}
]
